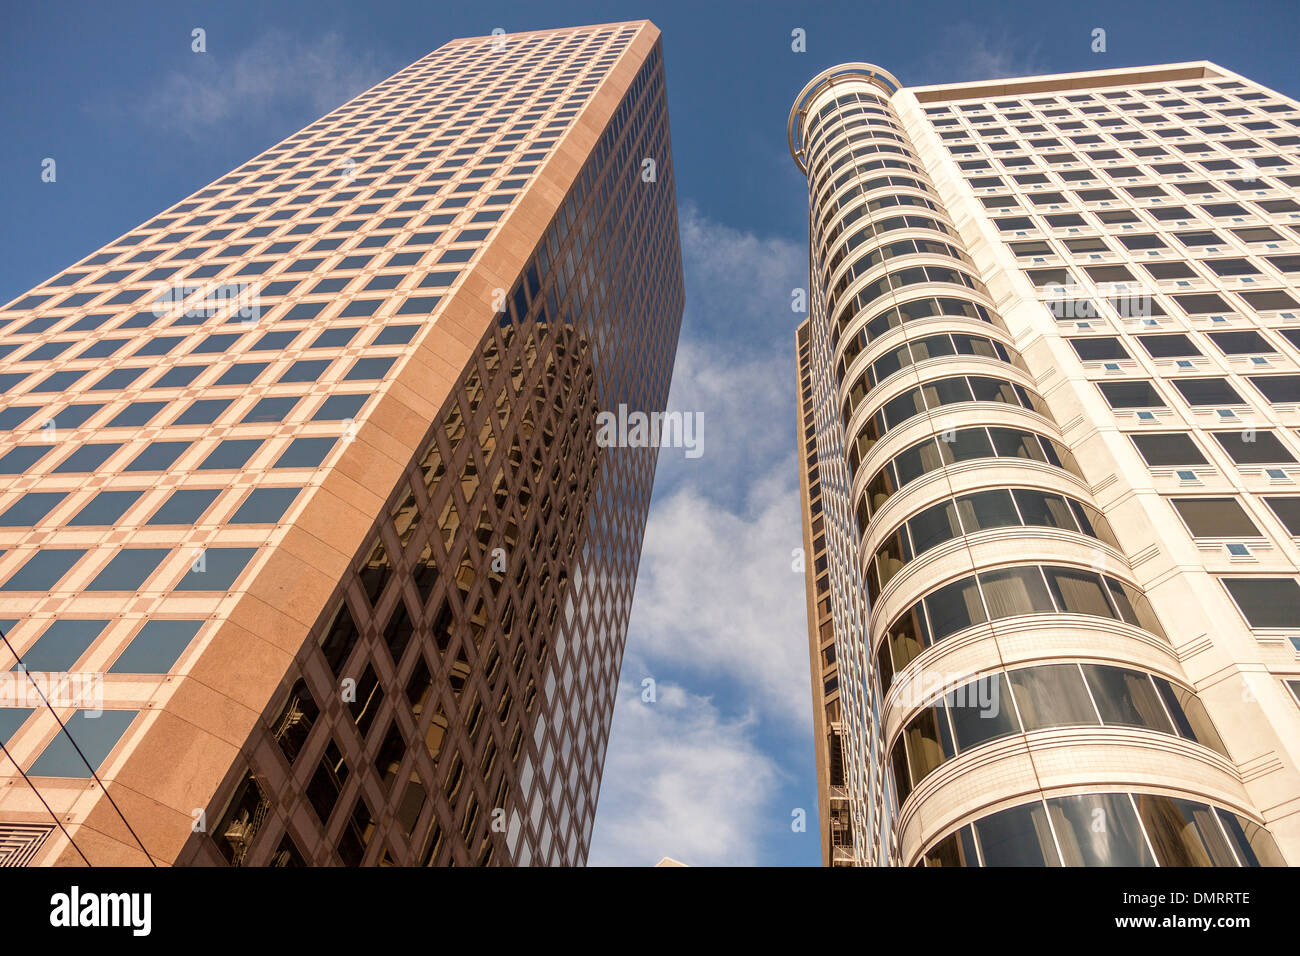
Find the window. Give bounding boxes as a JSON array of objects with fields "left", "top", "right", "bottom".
[
  {"left": 230, "top": 488, "right": 300, "bottom": 524},
  {"left": 15, "top": 619, "right": 108, "bottom": 672},
  {"left": 1263, "top": 498, "right": 1300, "bottom": 536},
  {"left": 345, "top": 357, "right": 396, "bottom": 380},
  {"left": 1208, "top": 331, "right": 1274, "bottom": 355},
  {"left": 1143, "top": 261, "right": 1197, "bottom": 280},
  {"left": 1250, "top": 375, "right": 1300, "bottom": 405},
  {"left": 53, "top": 444, "right": 121, "bottom": 474},
  {"left": 0, "top": 445, "right": 53, "bottom": 474},
  {"left": 1213, "top": 430, "right": 1296, "bottom": 465},
  {"left": 1222, "top": 578, "right": 1300, "bottom": 628},
  {"left": 242, "top": 397, "right": 298, "bottom": 424},
  {"left": 69, "top": 490, "right": 142, "bottom": 526},
  {"left": 1070, "top": 337, "right": 1129, "bottom": 361},
  {"left": 26, "top": 710, "right": 137, "bottom": 777},
  {"left": 313, "top": 395, "right": 367, "bottom": 421},
  {"left": 274, "top": 437, "right": 336, "bottom": 468},
  {"left": 1171, "top": 498, "right": 1260, "bottom": 538},
  {"left": 0, "top": 492, "right": 67, "bottom": 527},
  {"left": 1137, "top": 333, "right": 1201, "bottom": 358},
  {"left": 174, "top": 547, "right": 257, "bottom": 591},
  {"left": 197, "top": 439, "right": 262, "bottom": 470},
  {"left": 1099, "top": 380, "right": 1164, "bottom": 408},
  {"left": 0, "top": 549, "right": 85, "bottom": 591},
  {"left": 174, "top": 399, "right": 233, "bottom": 426},
  {"left": 87, "top": 549, "right": 169, "bottom": 591},
  {"left": 148, "top": 488, "right": 220, "bottom": 525},
  {"left": 125, "top": 441, "right": 189, "bottom": 472},
  {"left": 108, "top": 401, "right": 166, "bottom": 428},
  {"left": 1239, "top": 290, "right": 1299, "bottom": 312},
  {"left": 109, "top": 620, "right": 203, "bottom": 674},
  {"left": 279, "top": 360, "right": 330, "bottom": 383},
  {"left": 1172, "top": 378, "right": 1243, "bottom": 406}
]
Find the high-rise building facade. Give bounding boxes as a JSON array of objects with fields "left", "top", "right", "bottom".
[
  {"left": 0, "top": 20, "right": 683, "bottom": 867},
  {"left": 792, "top": 61, "right": 1300, "bottom": 866}
]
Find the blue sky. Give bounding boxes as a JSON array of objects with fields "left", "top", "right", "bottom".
[{"left": 2, "top": 0, "right": 1297, "bottom": 866}]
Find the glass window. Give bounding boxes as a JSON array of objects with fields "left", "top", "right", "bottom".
[
  {"left": 1171, "top": 498, "right": 1260, "bottom": 537},
  {"left": 230, "top": 488, "right": 300, "bottom": 524},
  {"left": 174, "top": 547, "right": 257, "bottom": 591},
  {"left": 1250, "top": 375, "right": 1300, "bottom": 405},
  {"left": 1044, "top": 566, "right": 1112, "bottom": 616},
  {"left": 1131, "top": 433, "right": 1206, "bottom": 466},
  {"left": 1070, "top": 337, "right": 1130, "bottom": 361},
  {"left": 1009, "top": 664, "right": 1098, "bottom": 730},
  {"left": 924, "top": 576, "right": 987, "bottom": 641},
  {"left": 87, "top": 549, "right": 169, "bottom": 591},
  {"left": 1154, "top": 677, "right": 1229, "bottom": 756},
  {"left": 1213, "top": 430, "right": 1296, "bottom": 465},
  {"left": 345, "top": 357, "right": 397, "bottom": 381},
  {"left": 1137, "top": 333, "right": 1200, "bottom": 358},
  {"left": 242, "top": 396, "right": 298, "bottom": 424},
  {"left": 1263, "top": 497, "right": 1300, "bottom": 536},
  {"left": 946, "top": 674, "right": 1019, "bottom": 751},
  {"left": 197, "top": 439, "right": 262, "bottom": 470},
  {"left": 1082, "top": 664, "right": 1174, "bottom": 734},
  {"left": 125, "top": 441, "right": 190, "bottom": 472},
  {"left": 1099, "top": 381, "right": 1164, "bottom": 408},
  {"left": 1, "top": 549, "right": 85, "bottom": 591},
  {"left": 1048, "top": 793, "right": 1154, "bottom": 866},
  {"left": 27, "top": 710, "right": 137, "bottom": 777},
  {"left": 15, "top": 619, "right": 108, "bottom": 672},
  {"left": 52, "top": 444, "right": 121, "bottom": 474},
  {"left": 906, "top": 499, "right": 961, "bottom": 554},
  {"left": 107, "top": 401, "right": 166, "bottom": 428},
  {"left": 68, "top": 490, "right": 142, "bottom": 526},
  {"left": 945, "top": 427, "right": 995, "bottom": 462},
  {"left": 313, "top": 395, "right": 367, "bottom": 421},
  {"left": 109, "top": 620, "right": 203, "bottom": 673},
  {"left": 148, "top": 489, "right": 220, "bottom": 525},
  {"left": 978, "top": 566, "right": 1055, "bottom": 619},
  {"left": 1011, "top": 489, "right": 1076, "bottom": 530},
  {"left": 1172, "top": 378, "right": 1243, "bottom": 406},
  {"left": 1208, "top": 330, "right": 1274, "bottom": 355},
  {"left": 0, "top": 491, "right": 67, "bottom": 527},
  {"left": 274, "top": 437, "right": 336, "bottom": 468},
  {"left": 1134, "top": 794, "right": 1237, "bottom": 866},
  {"left": 174, "top": 399, "right": 233, "bottom": 426},
  {"left": 955, "top": 488, "right": 1021, "bottom": 532},
  {"left": 974, "top": 800, "right": 1059, "bottom": 866},
  {"left": 1222, "top": 578, "right": 1300, "bottom": 628}
]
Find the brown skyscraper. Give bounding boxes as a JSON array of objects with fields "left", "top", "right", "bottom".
[
  {"left": 0, "top": 21, "right": 683, "bottom": 867},
  {"left": 793, "top": 61, "right": 1299, "bottom": 866}
]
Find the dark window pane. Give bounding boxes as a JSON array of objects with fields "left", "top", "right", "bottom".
[
  {"left": 15, "top": 619, "right": 108, "bottom": 672},
  {"left": 1171, "top": 498, "right": 1260, "bottom": 537},
  {"left": 87, "top": 548, "right": 169, "bottom": 591},
  {"left": 1222, "top": 578, "right": 1300, "bottom": 628},
  {"left": 27, "top": 710, "right": 137, "bottom": 777},
  {"left": 109, "top": 620, "right": 203, "bottom": 673}
]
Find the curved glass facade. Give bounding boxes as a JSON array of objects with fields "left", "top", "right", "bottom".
[
  {"left": 920, "top": 792, "right": 1284, "bottom": 867},
  {"left": 791, "top": 61, "right": 1294, "bottom": 867}
]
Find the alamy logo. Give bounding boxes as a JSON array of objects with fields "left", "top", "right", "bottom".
[
  {"left": 594, "top": 404, "right": 703, "bottom": 459},
  {"left": 49, "top": 886, "right": 151, "bottom": 937}
]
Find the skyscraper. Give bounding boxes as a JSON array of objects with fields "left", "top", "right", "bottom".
[
  {"left": 0, "top": 20, "right": 683, "bottom": 867},
  {"left": 792, "top": 61, "right": 1300, "bottom": 866}
]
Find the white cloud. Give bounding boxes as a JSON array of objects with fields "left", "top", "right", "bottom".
[
  {"left": 915, "top": 23, "right": 1045, "bottom": 84},
  {"left": 626, "top": 466, "right": 811, "bottom": 722},
  {"left": 130, "top": 31, "right": 385, "bottom": 136},
  {"left": 674, "top": 201, "right": 806, "bottom": 351},
  {"left": 588, "top": 679, "right": 779, "bottom": 867},
  {"left": 590, "top": 208, "right": 817, "bottom": 864}
]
